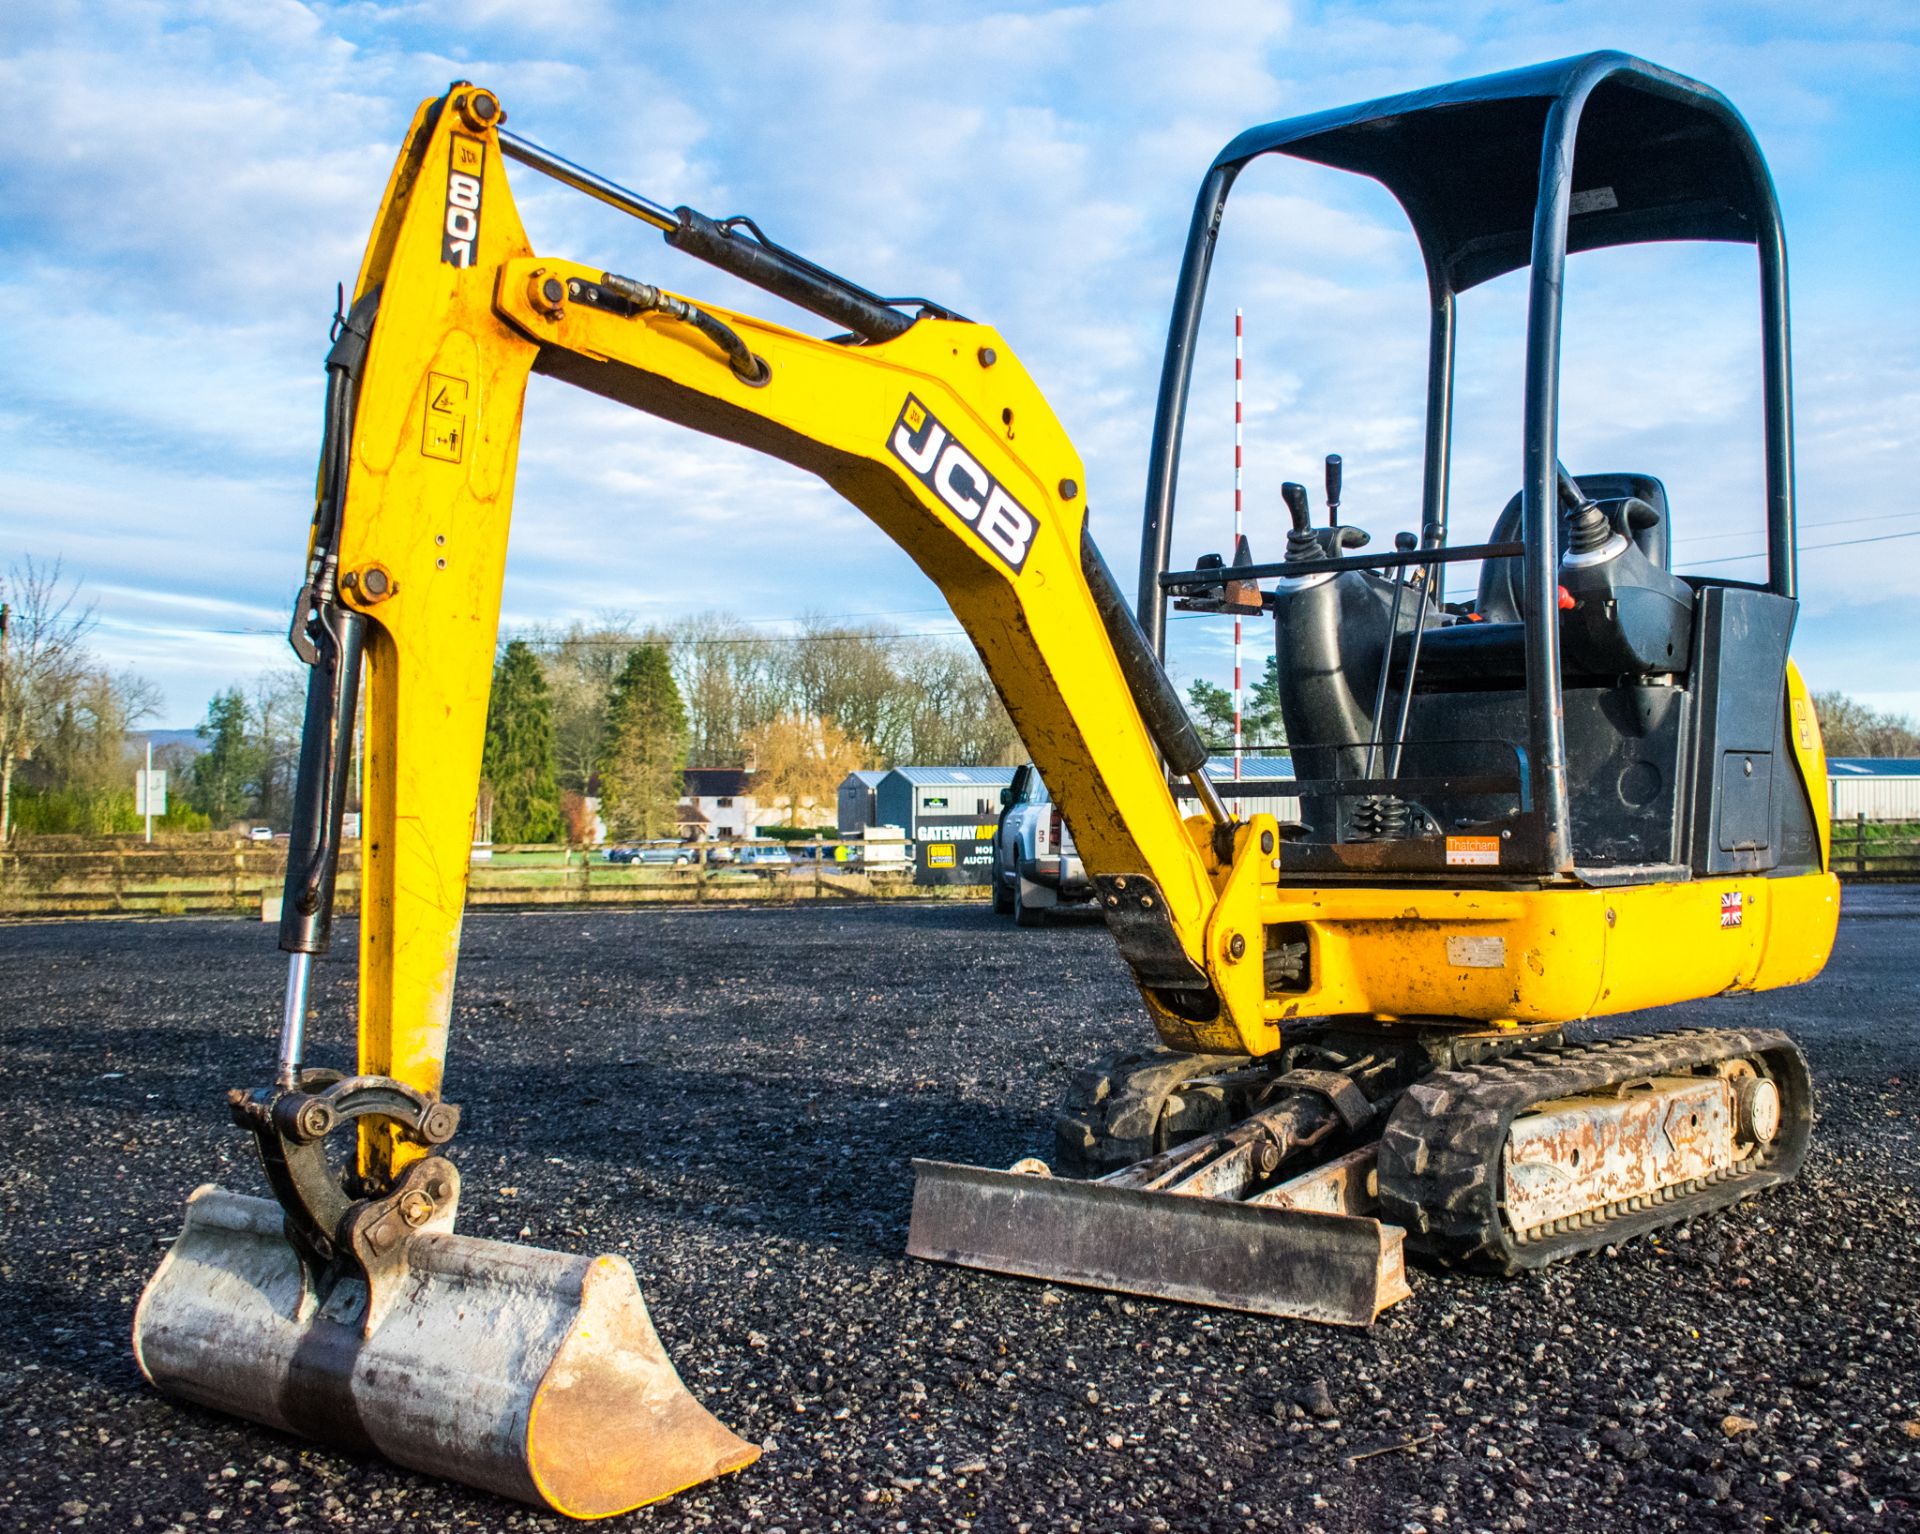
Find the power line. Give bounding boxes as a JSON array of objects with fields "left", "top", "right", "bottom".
[
  {"left": 1673, "top": 508, "right": 1920, "bottom": 546},
  {"left": 1683, "top": 528, "right": 1920, "bottom": 568},
  {"left": 85, "top": 606, "right": 1226, "bottom": 644}
]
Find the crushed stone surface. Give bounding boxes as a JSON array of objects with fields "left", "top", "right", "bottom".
[{"left": 1, "top": 887, "right": 1915, "bottom": 1532}]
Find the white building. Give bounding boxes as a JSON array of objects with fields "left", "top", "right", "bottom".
[
  {"left": 677, "top": 767, "right": 828, "bottom": 840},
  {"left": 1828, "top": 758, "right": 1920, "bottom": 822}
]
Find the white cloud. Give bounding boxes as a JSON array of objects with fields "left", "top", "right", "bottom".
[{"left": 3, "top": 0, "right": 1916, "bottom": 724}]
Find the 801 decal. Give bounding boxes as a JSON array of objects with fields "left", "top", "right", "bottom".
[
  {"left": 888, "top": 396, "right": 1039, "bottom": 573},
  {"left": 441, "top": 135, "right": 485, "bottom": 268}
]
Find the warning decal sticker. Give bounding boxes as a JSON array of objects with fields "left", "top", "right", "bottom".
[{"left": 421, "top": 371, "right": 470, "bottom": 462}]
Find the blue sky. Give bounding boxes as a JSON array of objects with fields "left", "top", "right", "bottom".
[{"left": 3, "top": 0, "right": 1917, "bottom": 728}]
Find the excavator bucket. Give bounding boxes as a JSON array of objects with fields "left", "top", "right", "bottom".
[
  {"left": 909, "top": 1159, "right": 1410, "bottom": 1327},
  {"left": 134, "top": 1184, "right": 759, "bottom": 1518}
]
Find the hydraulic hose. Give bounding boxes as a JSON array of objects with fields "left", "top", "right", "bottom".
[
  {"left": 1081, "top": 530, "right": 1229, "bottom": 824},
  {"left": 596, "top": 272, "right": 770, "bottom": 384},
  {"left": 279, "top": 291, "right": 379, "bottom": 962}
]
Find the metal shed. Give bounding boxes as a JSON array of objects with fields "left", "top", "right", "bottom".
[
  {"left": 875, "top": 766, "right": 1017, "bottom": 844},
  {"left": 1828, "top": 759, "right": 1920, "bottom": 823},
  {"left": 836, "top": 769, "right": 888, "bottom": 834}
]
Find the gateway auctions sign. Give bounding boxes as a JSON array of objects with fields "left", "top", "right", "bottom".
[{"left": 914, "top": 820, "right": 997, "bottom": 886}]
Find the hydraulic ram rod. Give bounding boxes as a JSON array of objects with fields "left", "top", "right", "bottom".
[
  {"left": 497, "top": 127, "right": 915, "bottom": 342},
  {"left": 497, "top": 128, "right": 678, "bottom": 231}
]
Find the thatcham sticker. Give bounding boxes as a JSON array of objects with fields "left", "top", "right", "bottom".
[{"left": 889, "top": 396, "right": 1038, "bottom": 573}]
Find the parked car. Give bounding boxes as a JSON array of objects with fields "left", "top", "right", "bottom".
[
  {"left": 733, "top": 843, "right": 794, "bottom": 871},
  {"left": 247, "top": 826, "right": 274, "bottom": 842},
  {"left": 992, "top": 763, "right": 1090, "bottom": 926},
  {"left": 605, "top": 841, "right": 693, "bottom": 865}
]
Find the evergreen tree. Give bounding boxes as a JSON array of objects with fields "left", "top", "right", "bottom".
[
  {"left": 1187, "top": 657, "right": 1287, "bottom": 753},
  {"left": 1246, "top": 655, "right": 1287, "bottom": 748},
  {"left": 1185, "top": 679, "right": 1235, "bottom": 748},
  {"left": 482, "top": 640, "right": 562, "bottom": 843},
  {"left": 189, "top": 688, "right": 259, "bottom": 827},
  {"left": 598, "top": 645, "right": 687, "bottom": 840}
]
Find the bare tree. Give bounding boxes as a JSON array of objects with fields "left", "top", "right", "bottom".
[
  {"left": 250, "top": 669, "right": 308, "bottom": 829},
  {"left": 35, "top": 669, "right": 161, "bottom": 833},
  {"left": 1812, "top": 691, "right": 1920, "bottom": 758},
  {"left": 0, "top": 559, "right": 98, "bottom": 841},
  {"left": 743, "top": 712, "right": 863, "bottom": 827},
  {"left": 513, "top": 609, "right": 1021, "bottom": 796}
]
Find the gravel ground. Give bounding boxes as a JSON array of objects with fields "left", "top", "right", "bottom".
[{"left": 2, "top": 888, "right": 1916, "bottom": 1533}]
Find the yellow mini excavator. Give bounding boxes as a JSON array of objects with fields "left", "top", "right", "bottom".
[{"left": 135, "top": 53, "right": 1838, "bottom": 1518}]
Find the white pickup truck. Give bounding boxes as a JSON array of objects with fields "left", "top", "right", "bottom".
[{"left": 991, "top": 763, "right": 1091, "bottom": 926}]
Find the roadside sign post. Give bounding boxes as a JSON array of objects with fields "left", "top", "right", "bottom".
[{"left": 136, "top": 744, "right": 167, "bottom": 844}]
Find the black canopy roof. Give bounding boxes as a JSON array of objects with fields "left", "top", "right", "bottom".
[{"left": 1214, "top": 51, "right": 1782, "bottom": 292}]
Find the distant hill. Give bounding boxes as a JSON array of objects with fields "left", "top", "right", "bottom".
[{"left": 134, "top": 728, "right": 204, "bottom": 761}]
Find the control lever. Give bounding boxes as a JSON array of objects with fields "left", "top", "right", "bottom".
[
  {"left": 1385, "top": 523, "right": 1442, "bottom": 779},
  {"left": 1325, "top": 454, "right": 1342, "bottom": 527},
  {"left": 1284, "top": 481, "right": 1369, "bottom": 561},
  {"left": 1555, "top": 461, "right": 1614, "bottom": 556},
  {"left": 1363, "top": 531, "right": 1420, "bottom": 779},
  {"left": 1282, "top": 482, "right": 1320, "bottom": 562},
  {"left": 1282, "top": 481, "right": 1312, "bottom": 532},
  {"left": 1554, "top": 461, "right": 1591, "bottom": 514}
]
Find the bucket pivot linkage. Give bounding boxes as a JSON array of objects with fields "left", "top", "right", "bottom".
[{"left": 136, "top": 1069, "right": 760, "bottom": 1516}]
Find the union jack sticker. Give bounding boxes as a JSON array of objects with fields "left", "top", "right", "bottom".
[{"left": 1720, "top": 891, "right": 1744, "bottom": 929}]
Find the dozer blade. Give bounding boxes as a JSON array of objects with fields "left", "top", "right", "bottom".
[
  {"left": 134, "top": 1185, "right": 759, "bottom": 1519},
  {"left": 908, "top": 1159, "right": 1410, "bottom": 1326}
]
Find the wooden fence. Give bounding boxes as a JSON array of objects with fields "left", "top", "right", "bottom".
[
  {"left": 1828, "top": 815, "right": 1920, "bottom": 881},
  {"left": 7, "top": 822, "right": 1913, "bottom": 919},
  {"left": 0, "top": 839, "right": 945, "bottom": 919}
]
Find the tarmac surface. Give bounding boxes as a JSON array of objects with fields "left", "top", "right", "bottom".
[{"left": 2, "top": 887, "right": 1916, "bottom": 1533}]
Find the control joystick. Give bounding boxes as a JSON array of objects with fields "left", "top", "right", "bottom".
[{"left": 1282, "top": 482, "right": 1321, "bottom": 561}]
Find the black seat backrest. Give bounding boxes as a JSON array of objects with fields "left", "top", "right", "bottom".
[{"left": 1476, "top": 473, "right": 1670, "bottom": 623}]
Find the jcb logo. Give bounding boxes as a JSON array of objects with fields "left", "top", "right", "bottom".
[
  {"left": 442, "top": 135, "right": 485, "bottom": 268},
  {"left": 888, "top": 396, "right": 1037, "bottom": 573}
]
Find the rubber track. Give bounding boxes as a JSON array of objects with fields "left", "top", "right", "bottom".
[{"left": 1375, "top": 1027, "right": 1813, "bottom": 1275}]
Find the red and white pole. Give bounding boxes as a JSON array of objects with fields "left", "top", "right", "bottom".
[{"left": 1232, "top": 308, "right": 1244, "bottom": 797}]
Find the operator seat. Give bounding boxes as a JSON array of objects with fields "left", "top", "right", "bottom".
[{"left": 1476, "top": 472, "right": 1671, "bottom": 623}]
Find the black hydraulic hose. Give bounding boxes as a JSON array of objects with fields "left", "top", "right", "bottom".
[
  {"left": 597, "top": 272, "right": 770, "bottom": 384},
  {"left": 688, "top": 307, "right": 771, "bottom": 384},
  {"left": 279, "top": 602, "right": 366, "bottom": 956},
  {"left": 279, "top": 290, "right": 379, "bottom": 957},
  {"left": 1082, "top": 529, "right": 1208, "bottom": 780},
  {"left": 310, "top": 369, "right": 349, "bottom": 552}
]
